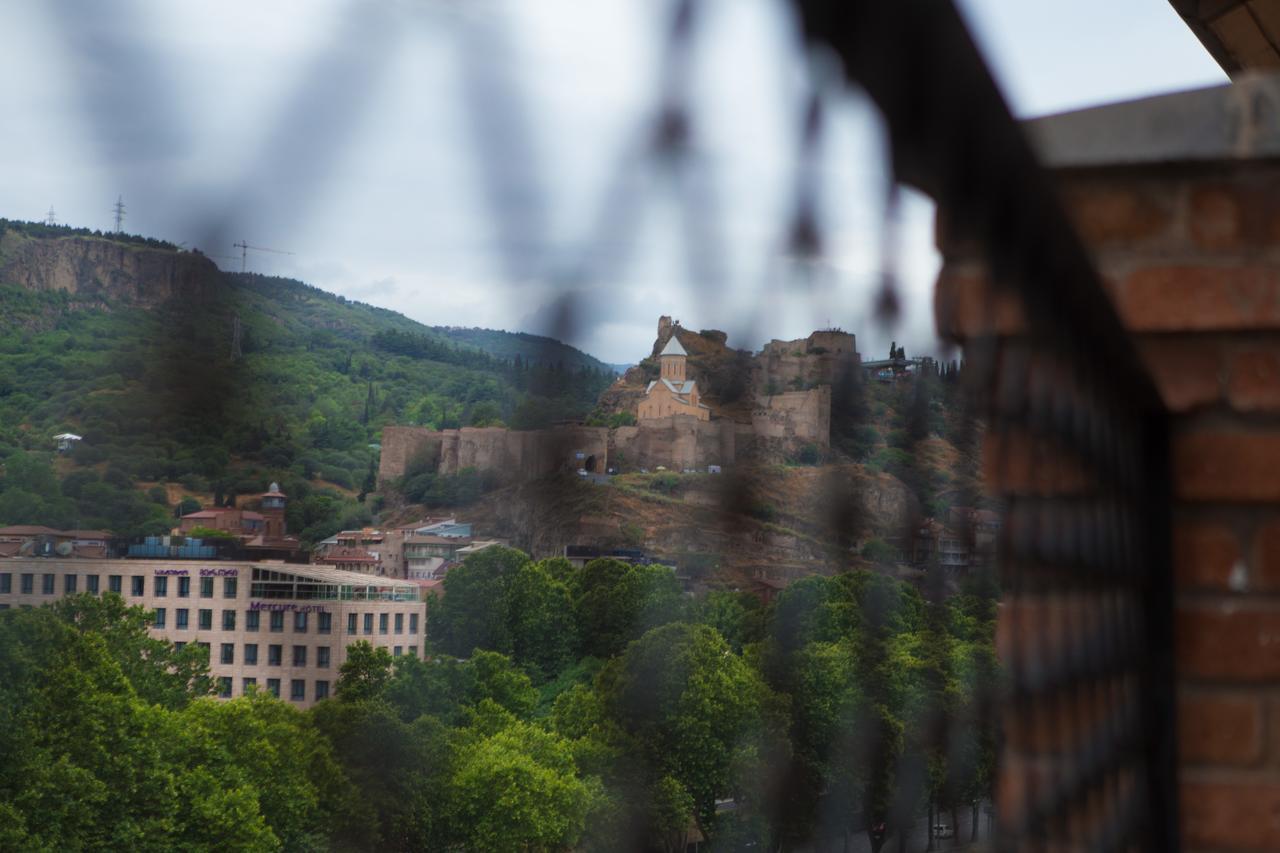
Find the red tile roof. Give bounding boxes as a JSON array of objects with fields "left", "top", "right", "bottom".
[{"left": 0, "top": 525, "right": 67, "bottom": 537}]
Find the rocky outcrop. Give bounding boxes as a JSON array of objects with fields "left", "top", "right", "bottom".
[{"left": 0, "top": 233, "right": 222, "bottom": 307}]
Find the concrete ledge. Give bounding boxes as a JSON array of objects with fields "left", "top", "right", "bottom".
[{"left": 1025, "top": 72, "right": 1280, "bottom": 167}]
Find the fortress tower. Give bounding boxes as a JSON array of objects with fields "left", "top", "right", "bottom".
[{"left": 259, "top": 483, "right": 287, "bottom": 539}]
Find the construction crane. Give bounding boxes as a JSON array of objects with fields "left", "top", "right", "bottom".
[{"left": 232, "top": 240, "right": 294, "bottom": 273}]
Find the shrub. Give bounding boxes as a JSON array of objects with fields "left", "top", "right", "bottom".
[{"left": 648, "top": 473, "right": 680, "bottom": 494}]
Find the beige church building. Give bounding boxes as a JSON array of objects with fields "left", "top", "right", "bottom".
[{"left": 637, "top": 336, "right": 711, "bottom": 421}]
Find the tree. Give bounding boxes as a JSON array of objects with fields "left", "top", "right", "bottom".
[
  {"left": 430, "top": 546, "right": 530, "bottom": 658},
  {"left": 506, "top": 561, "right": 576, "bottom": 681},
  {"left": 599, "top": 622, "right": 777, "bottom": 836},
  {"left": 51, "top": 592, "right": 214, "bottom": 708},
  {"left": 448, "top": 718, "right": 600, "bottom": 853},
  {"left": 179, "top": 690, "right": 368, "bottom": 849},
  {"left": 572, "top": 559, "right": 685, "bottom": 659},
  {"left": 336, "top": 641, "right": 393, "bottom": 702}
]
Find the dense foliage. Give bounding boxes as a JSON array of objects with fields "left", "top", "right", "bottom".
[
  {"left": 1, "top": 547, "right": 997, "bottom": 851},
  {"left": 0, "top": 228, "right": 614, "bottom": 544}
]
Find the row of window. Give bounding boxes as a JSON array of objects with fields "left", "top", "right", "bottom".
[
  {"left": 215, "top": 642, "right": 334, "bottom": 667},
  {"left": 217, "top": 676, "right": 330, "bottom": 702},
  {"left": 344, "top": 611, "right": 419, "bottom": 635},
  {"left": 0, "top": 572, "right": 236, "bottom": 599},
  {"left": 148, "top": 607, "right": 420, "bottom": 635},
  {"left": 178, "top": 641, "right": 418, "bottom": 669}
]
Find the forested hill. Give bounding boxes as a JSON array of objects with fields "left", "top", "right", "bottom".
[{"left": 0, "top": 219, "right": 614, "bottom": 541}]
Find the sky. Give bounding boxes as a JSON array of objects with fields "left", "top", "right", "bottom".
[{"left": 1, "top": 0, "right": 1226, "bottom": 365}]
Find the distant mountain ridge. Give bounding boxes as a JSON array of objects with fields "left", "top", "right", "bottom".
[
  {"left": 0, "top": 218, "right": 611, "bottom": 372},
  {"left": 0, "top": 218, "right": 614, "bottom": 542}
]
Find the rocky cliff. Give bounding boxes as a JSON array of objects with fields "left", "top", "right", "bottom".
[{"left": 0, "top": 232, "right": 221, "bottom": 307}]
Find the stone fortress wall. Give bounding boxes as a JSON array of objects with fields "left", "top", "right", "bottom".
[{"left": 378, "top": 322, "right": 856, "bottom": 485}]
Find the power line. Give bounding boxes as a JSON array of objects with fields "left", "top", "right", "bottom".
[
  {"left": 112, "top": 195, "right": 126, "bottom": 232},
  {"left": 232, "top": 240, "right": 295, "bottom": 273},
  {"left": 44, "top": 206, "right": 56, "bottom": 226}
]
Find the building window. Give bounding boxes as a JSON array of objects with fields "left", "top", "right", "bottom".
[
  {"left": 318, "top": 613, "right": 332, "bottom": 634},
  {"left": 244, "top": 643, "right": 258, "bottom": 665},
  {"left": 64, "top": 574, "right": 77, "bottom": 595},
  {"left": 292, "top": 646, "right": 307, "bottom": 667},
  {"left": 223, "top": 577, "right": 237, "bottom": 599},
  {"left": 197, "top": 642, "right": 210, "bottom": 656},
  {"left": 294, "top": 611, "right": 308, "bottom": 633},
  {"left": 243, "top": 677, "right": 257, "bottom": 693},
  {"left": 20, "top": 573, "right": 33, "bottom": 594},
  {"left": 347, "top": 613, "right": 357, "bottom": 634},
  {"left": 246, "top": 610, "right": 260, "bottom": 631},
  {"left": 108, "top": 575, "right": 122, "bottom": 594},
  {"left": 42, "top": 574, "right": 55, "bottom": 595},
  {"left": 267, "top": 678, "right": 281, "bottom": 698},
  {"left": 174, "top": 641, "right": 186, "bottom": 652},
  {"left": 153, "top": 607, "right": 166, "bottom": 628},
  {"left": 176, "top": 609, "right": 189, "bottom": 629},
  {"left": 223, "top": 610, "right": 236, "bottom": 631},
  {"left": 290, "top": 679, "right": 305, "bottom": 702},
  {"left": 363, "top": 613, "right": 373, "bottom": 635},
  {"left": 219, "top": 677, "right": 232, "bottom": 698},
  {"left": 393, "top": 646, "right": 402, "bottom": 657},
  {"left": 315, "top": 680, "right": 330, "bottom": 701},
  {"left": 199, "top": 577, "right": 213, "bottom": 598},
  {"left": 394, "top": 613, "right": 403, "bottom": 634},
  {"left": 409, "top": 613, "right": 419, "bottom": 634},
  {"left": 379, "top": 613, "right": 388, "bottom": 635},
  {"left": 0, "top": 573, "right": 10, "bottom": 594},
  {"left": 407, "top": 645, "right": 417, "bottom": 657},
  {"left": 178, "top": 576, "right": 190, "bottom": 598},
  {"left": 221, "top": 643, "right": 235, "bottom": 665},
  {"left": 268, "top": 644, "right": 282, "bottom": 666},
  {"left": 131, "top": 576, "right": 144, "bottom": 596},
  {"left": 270, "top": 611, "right": 284, "bottom": 633},
  {"left": 317, "top": 647, "right": 330, "bottom": 668},
  {"left": 154, "top": 576, "right": 168, "bottom": 597},
  {"left": 198, "top": 609, "right": 213, "bottom": 630}
]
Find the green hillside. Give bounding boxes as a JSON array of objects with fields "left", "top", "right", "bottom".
[{"left": 0, "top": 219, "right": 613, "bottom": 542}]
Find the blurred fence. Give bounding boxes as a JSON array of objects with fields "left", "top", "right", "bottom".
[{"left": 38, "top": 0, "right": 1179, "bottom": 848}]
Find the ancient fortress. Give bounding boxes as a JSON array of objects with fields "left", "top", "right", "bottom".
[{"left": 378, "top": 317, "right": 857, "bottom": 485}]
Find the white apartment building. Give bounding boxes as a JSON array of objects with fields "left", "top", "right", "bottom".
[{"left": 0, "top": 557, "right": 426, "bottom": 708}]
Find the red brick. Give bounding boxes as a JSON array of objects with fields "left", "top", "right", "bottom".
[
  {"left": 1178, "top": 693, "right": 1263, "bottom": 765},
  {"left": 1252, "top": 519, "right": 1280, "bottom": 593},
  {"left": 1059, "top": 182, "right": 1173, "bottom": 245},
  {"left": 1175, "top": 522, "right": 1242, "bottom": 590},
  {"left": 1181, "top": 778, "right": 1280, "bottom": 849},
  {"left": 933, "top": 267, "right": 1025, "bottom": 341},
  {"left": 1137, "top": 338, "right": 1223, "bottom": 412},
  {"left": 1175, "top": 431, "right": 1280, "bottom": 502},
  {"left": 1177, "top": 604, "right": 1280, "bottom": 681},
  {"left": 1189, "top": 186, "right": 1243, "bottom": 251},
  {"left": 1228, "top": 348, "right": 1280, "bottom": 412},
  {"left": 1116, "top": 266, "right": 1280, "bottom": 331}
]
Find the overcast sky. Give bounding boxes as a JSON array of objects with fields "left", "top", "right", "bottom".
[{"left": 2, "top": 0, "right": 1225, "bottom": 364}]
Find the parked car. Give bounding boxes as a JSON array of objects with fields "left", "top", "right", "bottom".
[{"left": 933, "top": 824, "right": 954, "bottom": 839}]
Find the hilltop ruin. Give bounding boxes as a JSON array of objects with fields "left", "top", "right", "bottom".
[{"left": 377, "top": 316, "right": 859, "bottom": 485}]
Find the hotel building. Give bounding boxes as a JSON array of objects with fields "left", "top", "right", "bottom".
[{"left": 0, "top": 557, "right": 426, "bottom": 708}]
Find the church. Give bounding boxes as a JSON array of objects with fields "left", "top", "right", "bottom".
[{"left": 637, "top": 336, "right": 711, "bottom": 421}]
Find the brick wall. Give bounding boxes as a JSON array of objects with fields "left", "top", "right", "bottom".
[{"left": 939, "top": 158, "right": 1280, "bottom": 850}]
